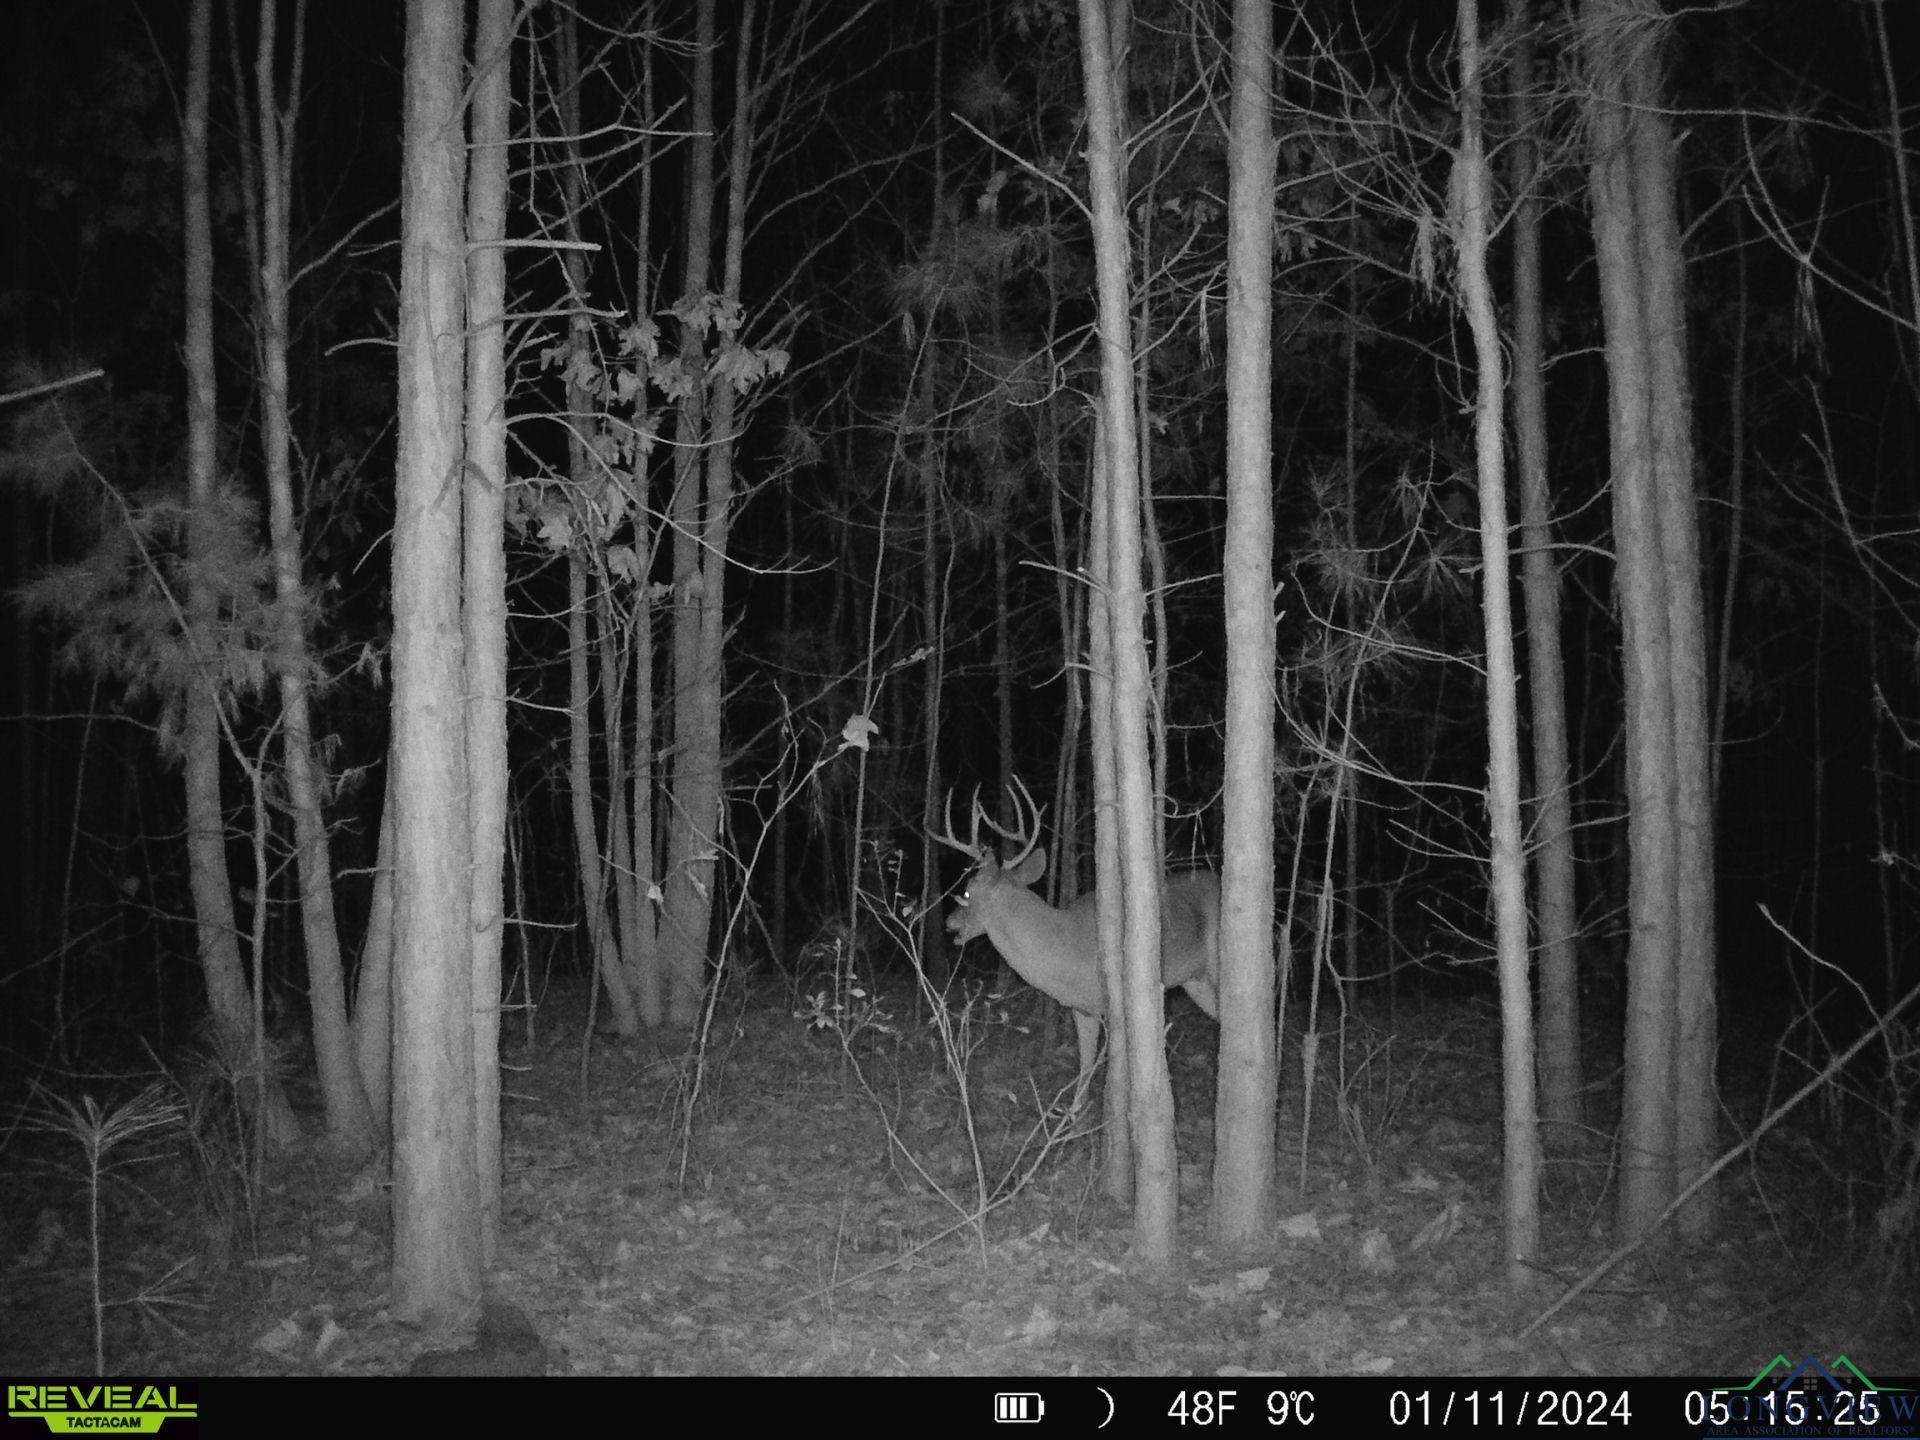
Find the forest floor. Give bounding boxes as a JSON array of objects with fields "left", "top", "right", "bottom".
[{"left": 0, "top": 970, "right": 1913, "bottom": 1378}]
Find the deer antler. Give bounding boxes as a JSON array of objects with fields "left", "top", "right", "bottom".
[
  {"left": 971, "top": 775, "right": 1043, "bottom": 869},
  {"left": 933, "top": 777, "right": 1047, "bottom": 867},
  {"left": 932, "top": 787, "right": 987, "bottom": 860}
]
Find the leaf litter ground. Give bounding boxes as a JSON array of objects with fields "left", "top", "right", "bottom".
[{"left": 0, "top": 976, "right": 1910, "bottom": 1376}]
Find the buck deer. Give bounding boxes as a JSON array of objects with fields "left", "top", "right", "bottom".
[{"left": 935, "top": 779, "right": 1221, "bottom": 1101}]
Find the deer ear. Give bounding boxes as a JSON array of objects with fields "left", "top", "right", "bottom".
[{"left": 1009, "top": 849, "right": 1047, "bottom": 886}]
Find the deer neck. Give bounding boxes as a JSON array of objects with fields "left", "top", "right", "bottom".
[{"left": 981, "top": 886, "right": 1107, "bottom": 1016}]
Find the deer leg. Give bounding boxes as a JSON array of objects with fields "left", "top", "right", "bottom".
[{"left": 1070, "top": 1010, "right": 1102, "bottom": 1112}]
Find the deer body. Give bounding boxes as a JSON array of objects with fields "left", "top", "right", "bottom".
[{"left": 938, "top": 782, "right": 1221, "bottom": 1097}]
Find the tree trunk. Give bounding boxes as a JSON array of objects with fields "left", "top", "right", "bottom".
[
  {"left": 462, "top": 0, "right": 513, "bottom": 1261},
  {"left": 1047, "top": 412, "right": 1087, "bottom": 908},
  {"left": 598, "top": 589, "right": 642, "bottom": 995},
  {"left": 392, "top": 0, "right": 480, "bottom": 1326},
  {"left": 1079, "top": 0, "right": 1179, "bottom": 1268},
  {"left": 1511, "top": 11, "right": 1582, "bottom": 1140},
  {"left": 1457, "top": 0, "right": 1541, "bottom": 1281},
  {"left": 1213, "top": 0, "right": 1279, "bottom": 1247},
  {"left": 571, "top": 553, "right": 638, "bottom": 1033},
  {"left": 660, "top": 0, "right": 719, "bottom": 1022},
  {"left": 919, "top": 433, "right": 950, "bottom": 985},
  {"left": 350, "top": 768, "right": 394, "bottom": 1121},
  {"left": 692, "top": 0, "right": 759, "bottom": 1009},
  {"left": 917, "top": 0, "right": 952, "bottom": 993},
  {"left": 1086, "top": 418, "right": 1131, "bottom": 1201},
  {"left": 556, "top": 7, "right": 638, "bottom": 1036},
  {"left": 1584, "top": 0, "right": 1718, "bottom": 1242},
  {"left": 991, "top": 523, "right": 1018, "bottom": 999},
  {"left": 628, "top": 18, "right": 664, "bottom": 1023},
  {"left": 994, "top": 529, "right": 1015, "bottom": 828}
]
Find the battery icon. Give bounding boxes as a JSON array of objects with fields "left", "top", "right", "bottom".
[{"left": 994, "top": 1393, "right": 1044, "bottom": 1422}]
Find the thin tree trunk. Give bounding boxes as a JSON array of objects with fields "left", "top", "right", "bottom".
[
  {"left": 1087, "top": 416, "right": 1131, "bottom": 1201},
  {"left": 1213, "top": 0, "right": 1278, "bottom": 1247},
  {"left": 182, "top": 0, "right": 299, "bottom": 1148},
  {"left": 1511, "top": 12, "right": 1582, "bottom": 1140},
  {"left": 571, "top": 553, "right": 637, "bottom": 1033},
  {"left": 994, "top": 529, "right": 1014, "bottom": 828},
  {"left": 1047, "top": 411, "right": 1086, "bottom": 905},
  {"left": 598, "top": 588, "right": 643, "bottom": 992},
  {"left": 918, "top": 0, "right": 951, "bottom": 990},
  {"left": 1138, "top": 349, "right": 1170, "bottom": 868},
  {"left": 629, "top": 15, "right": 664, "bottom": 1023},
  {"left": 1457, "top": 0, "right": 1541, "bottom": 1280},
  {"left": 1133, "top": 212, "right": 1169, "bottom": 868},
  {"left": 250, "top": 0, "right": 375, "bottom": 1158},
  {"left": 462, "top": 0, "right": 513, "bottom": 1260},
  {"left": 556, "top": 9, "right": 639, "bottom": 1035},
  {"left": 685, "top": 0, "right": 759, "bottom": 1015},
  {"left": 661, "top": 0, "right": 719, "bottom": 1021},
  {"left": 1341, "top": 254, "right": 1362, "bottom": 1007},
  {"left": 628, "top": 538, "right": 664, "bottom": 1026},
  {"left": 557, "top": 12, "right": 641, "bottom": 1005},
  {"left": 920, "top": 431, "right": 950, "bottom": 984},
  {"left": 990, "top": 522, "right": 1018, "bottom": 998},
  {"left": 351, "top": 769, "right": 394, "bottom": 1121}
]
